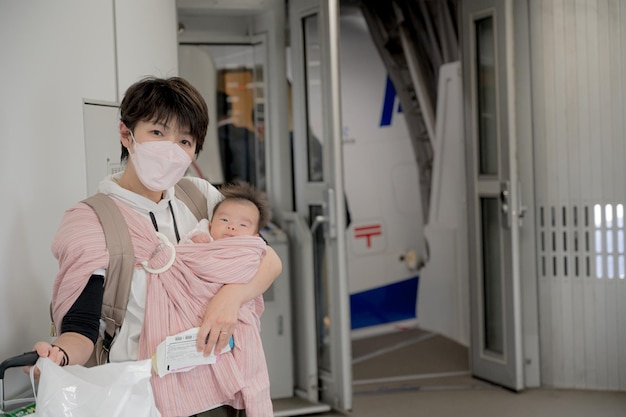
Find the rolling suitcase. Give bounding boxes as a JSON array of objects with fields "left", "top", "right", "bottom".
[{"left": 0, "top": 352, "right": 38, "bottom": 416}]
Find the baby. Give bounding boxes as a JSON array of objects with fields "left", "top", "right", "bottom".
[{"left": 183, "top": 181, "right": 270, "bottom": 243}]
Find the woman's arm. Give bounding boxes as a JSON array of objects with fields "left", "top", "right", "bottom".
[
  {"left": 196, "top": 245, "right": 282, "bottom": 355},
  {"left": 28, "top": 275, "right": 102, "bottom": 376},
  {"left": 32, "top": 332, "right": 94, "bottom": 368}
]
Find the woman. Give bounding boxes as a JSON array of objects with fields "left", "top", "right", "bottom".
[{"left": 32, "top": 76, "right": 281, "bottom": 417}]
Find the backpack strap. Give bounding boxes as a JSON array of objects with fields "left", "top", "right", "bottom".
[
  {"left": 82, "top": 193, "right": 135, "bottom": 344},
  {"left": 175, "top": 177, "right": 209, "bottom": 221}
]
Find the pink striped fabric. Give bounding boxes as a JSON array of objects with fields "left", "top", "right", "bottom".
[{"left": 51, "top": 200, "right": 272, "bottom": 417}]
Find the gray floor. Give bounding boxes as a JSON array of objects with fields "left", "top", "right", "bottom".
[{"left": 309, "top": 328, "right": 626, "bottom": 417}]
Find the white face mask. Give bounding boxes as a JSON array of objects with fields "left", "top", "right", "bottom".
[{"left": 129, "top": 131, "right": 192, "bottom": 192}]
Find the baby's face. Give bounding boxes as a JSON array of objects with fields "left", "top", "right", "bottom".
[{"left": 209, "top": 199, "right": 259, "bottom": 240}]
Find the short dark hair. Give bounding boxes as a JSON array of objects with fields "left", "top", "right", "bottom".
[
  {"left": 119, "top": 76, "right": 209, "bottom": 161},
  {"left": 214, "top": 181, "right": 271, "bottom": 231}
]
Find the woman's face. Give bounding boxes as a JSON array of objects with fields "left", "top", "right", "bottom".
[{"left": 129, "top": 119, "right": 197, "bottom": 159}]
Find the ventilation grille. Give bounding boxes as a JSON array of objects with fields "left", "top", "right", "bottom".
[{"left": 538, "top": 204, "right": 625, "bottom": 279}]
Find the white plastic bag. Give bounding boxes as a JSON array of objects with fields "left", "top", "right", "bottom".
[{"left": 31, "top": 357, "right": 161, "bottom": 417}]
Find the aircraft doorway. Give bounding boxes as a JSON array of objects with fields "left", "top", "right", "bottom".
[
  {"left": 180, "top": 43, "right": 267, "bottom": 191},
  {"left": 177, "top": 1, "right": 350, "bottom": 414}
]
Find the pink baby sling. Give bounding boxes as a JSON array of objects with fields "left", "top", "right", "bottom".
[{"left": 50, "top": 181, "right": 272, "bottom": 417}]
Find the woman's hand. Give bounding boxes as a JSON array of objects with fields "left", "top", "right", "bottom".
[
  {"left": 196, "top": 245, "right": 282, "bottom": 356},
  {"left": 25, "top": 332, "right": 94, "bottom": 377},
  {"left": 25, "top": 342, "right": 66, "bottom": 378},
  {"left": 196, "top": 284, "right": 243, "bottom": 356}
]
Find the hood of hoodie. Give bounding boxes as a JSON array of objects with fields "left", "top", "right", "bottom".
[{"left": 98, "top": 173, "right": 175, "bottom": 216}]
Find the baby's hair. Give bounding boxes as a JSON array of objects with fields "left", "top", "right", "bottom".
[{"left": 215, "top": 182, "right": 271, "bottom": 231}]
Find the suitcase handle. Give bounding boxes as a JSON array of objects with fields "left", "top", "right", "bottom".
[{"left": 0, "top": 351, "right": 39, "bottom": 380}]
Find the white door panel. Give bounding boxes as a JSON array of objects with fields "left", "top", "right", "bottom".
[
  {"left": 289, "top": 0, "right": 352, "bottom": 411},
  {"left": 461, "top": 0, "right": 524, "bottom": 391}
]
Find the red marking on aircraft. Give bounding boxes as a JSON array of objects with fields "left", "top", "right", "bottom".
[{"left": 354, "top": 224, "right": 382, "bottom": 248}]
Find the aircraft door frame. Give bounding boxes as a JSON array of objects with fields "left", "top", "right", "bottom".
[
  {"left": 461, "top": 0, "right": 525, "bottom": 391},
  {"left": 177, "top": 0, "right": 300, "bottom": 403},
  {"left": 289, "top": 0, "right": 352, "bottom": 411}
]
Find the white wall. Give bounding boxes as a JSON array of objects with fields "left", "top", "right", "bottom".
[
  {"left": 115, "top": 0, "right": 179, "bottom": 97},
  {"left": 529, "top": 0, "right": 626, "bottom": 391},
  {"left": 0, "top": 0, "right": 177, "bottom": 394}
]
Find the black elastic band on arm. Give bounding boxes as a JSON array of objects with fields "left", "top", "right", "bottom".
[{"left": 61, "top": 274, "right": 104, "bottom": 344}]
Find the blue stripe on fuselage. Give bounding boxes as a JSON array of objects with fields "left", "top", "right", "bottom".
[{"left": 350, "top": 276, "right": 419, "bottom": 329}]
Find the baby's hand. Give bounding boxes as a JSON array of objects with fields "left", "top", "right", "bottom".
[{"left": 191, "top": 233, "right": 212, "bottom": 243}]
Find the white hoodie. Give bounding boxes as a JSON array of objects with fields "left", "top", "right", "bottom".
[{"left": 96, "top": 173, "right": 223, "bottom": 362}]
